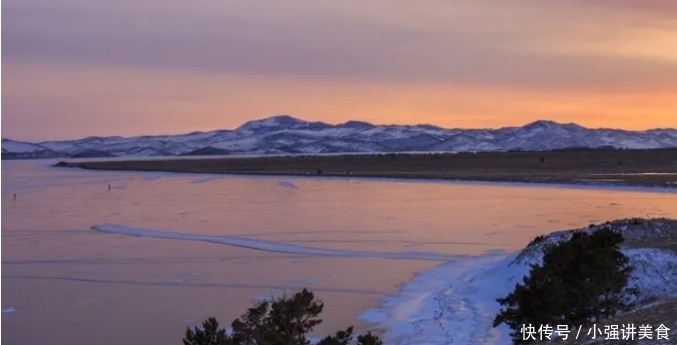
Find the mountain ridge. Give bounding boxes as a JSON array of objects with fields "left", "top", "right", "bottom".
[{"left": 3, "top": 115, "right": 677, "bottom": 159}]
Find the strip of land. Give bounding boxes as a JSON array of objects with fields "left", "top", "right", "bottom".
[{"left": 55, "top": 148, "right": 677, "bottom": 188}]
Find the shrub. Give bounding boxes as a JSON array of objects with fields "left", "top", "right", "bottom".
[
  {"left": 183, "top": 288, "right": 384, "bottom": 345},
  {"left": 493, "top": 227, "right": 634, "bottom": 344},
  {"left": 630, "top": 217, "right": 643, "bottom": 225}
]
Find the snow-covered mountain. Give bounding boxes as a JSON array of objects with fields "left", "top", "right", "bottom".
[{"left": 3, "top": 115, "right": 677, "bottom": 159}]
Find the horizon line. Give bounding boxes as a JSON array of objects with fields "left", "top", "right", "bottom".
[{"left": 3, "top": 115, "right": 676, "bottom": 143}]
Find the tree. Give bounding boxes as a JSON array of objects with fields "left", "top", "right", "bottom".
[
  {"left": 183, "top": 288, "right": 385, "bottom": 345},
  {"left": 183, "top": 318, "right": 228, "bottom": 345},
  {"left": 493, "top": 227, "right": 634, "bottom": 344},
  {"left": 315, "top": 327, "right": 383, "bottom": 345}
]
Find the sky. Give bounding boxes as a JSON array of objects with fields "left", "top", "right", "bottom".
[{"left": 2, "top": 0, "right": 677, "bottom": 141}]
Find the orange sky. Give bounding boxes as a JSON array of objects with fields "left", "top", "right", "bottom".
[{"left": 2, "top": 0, "right": 677, "bottom": 141}]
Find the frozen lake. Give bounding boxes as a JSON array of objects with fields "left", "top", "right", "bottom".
[{"left": 2, "top": 159, "right": 677, "bottom": 345}]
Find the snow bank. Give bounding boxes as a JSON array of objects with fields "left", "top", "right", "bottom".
[
  {"left": 359, "top": 254, "right": 526, "bottom": 345},
  {"left": 625, "top": 248, "right": 677, "bottom": 303},
  {"left": 360, "top": 221, "right": 677, "bottom": 345}
]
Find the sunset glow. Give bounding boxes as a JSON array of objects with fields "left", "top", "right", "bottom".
[{"left": 3, "top": 0, "right": 677, "bottom": 141}]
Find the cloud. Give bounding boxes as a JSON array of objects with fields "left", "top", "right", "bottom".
[
  {"left": 573, "top": 0, "right": 677, "bottom": 16},
  {"left": 3, "top": 0, "right": 677, "bottom": 92},
  {"left": 2, "top": 0, "right": 676, "bottom": 140}
]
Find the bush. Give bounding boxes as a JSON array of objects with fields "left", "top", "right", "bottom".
[
  {"left": 183, "top": 288, "right": 384, "bottom": 345},
  {"left": 630, "top": 217, "right": 643, "bottom": 225},
  {"left": 493, "top": 227, "right": 634, "bottom": 344}
]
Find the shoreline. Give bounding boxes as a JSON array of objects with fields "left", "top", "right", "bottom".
[
  {"left": 52, "top": 149, "right": 677, "bottom": 189},
  {"left": 125, "top": 170, "right": 677, "bottom": 194},
  {"left": 56, "top": 166, "right": 677, "bottom": 191}
]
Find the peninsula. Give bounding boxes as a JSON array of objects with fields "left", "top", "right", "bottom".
[{"left": 55, "top": 148, "right": 677, "bottom": 188}]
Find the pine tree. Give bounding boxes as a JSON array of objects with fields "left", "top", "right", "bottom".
[
  {"left": 182, "top": 289, "right": 385, "bottom": 345},
  {"left": 493, "top": 227, "right": 634, "bottom": 344}
]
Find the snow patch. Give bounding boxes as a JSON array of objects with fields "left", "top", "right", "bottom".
[
  {"left": 278, "top": 181, "right": 298, "bottom": 189},
  {"left": 191, "top": 176, "right": 223, "bottom": 184},
  {"left": 1, "top": 139, "right": 46, "bottom": 153},
  {"left": 624, "top": 248, "right": 677, "bottom": 303}
]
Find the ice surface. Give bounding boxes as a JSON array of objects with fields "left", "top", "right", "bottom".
[
  {"left": 92, "top": 224, "right": 466, "bottom": 261},
  {"left": 6, "top": 160, "right": 676, "bottom": 345},
  {"left": 1, "top": 171, "right": 134, "bottom": 195},
  {"left": 5, "top": 158, "right": 674, "bottom": 196},
  {"left": 143, "top": 173, "right": 171, "bottom": 181},
  {"left": 127, "top": 169, "right": 677, "bottom": 195}
]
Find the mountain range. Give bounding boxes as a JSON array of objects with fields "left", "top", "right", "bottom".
[{"left": 2, "top": 115, "right": 677, "bottom": 159}]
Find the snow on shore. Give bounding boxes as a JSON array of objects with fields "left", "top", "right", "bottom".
[
  {"left": 359, "top": 220, "right": 677, "bottom": 345},
  {"left": 359, "top": 253, "right": 523, "bottom": 345},
  {"left": 624, "top": 248, "right": 677, "bottom": 303},
  {"left": 359, "top": 250, "right": 677, "bottom": 345}
]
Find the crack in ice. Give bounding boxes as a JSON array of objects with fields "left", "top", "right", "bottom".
[{"left": 91, "top": 224, "right": 467, "bottom": 261}]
